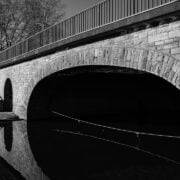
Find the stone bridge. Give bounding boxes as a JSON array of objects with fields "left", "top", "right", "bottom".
[{"left": 0, "top": 0, "right": 180, "bottom": 179}]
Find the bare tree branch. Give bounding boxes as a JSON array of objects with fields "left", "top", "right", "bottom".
[{"left": 0, "top": 0, "right": 65, "bottom": 50}]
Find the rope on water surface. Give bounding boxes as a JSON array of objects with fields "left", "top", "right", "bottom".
[{"left": 52, "top": 110, "right": 180, "bottom": 166}]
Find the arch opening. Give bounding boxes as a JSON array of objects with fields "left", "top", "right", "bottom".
[
  {"left": 27, "top": 66, "right": 180, "bottom": 179},
  {"left": 3, "top": 79, "right": 13, "bottom": 152},
  {"left": 4, "top": 79, "right": 13, "bottom": 112}
]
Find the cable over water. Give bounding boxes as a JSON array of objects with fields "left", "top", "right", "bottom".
[
  {"left": 52, "top": 111, "right": 180, "bottom": 139},
  {"left": 53, "top": 129, "right": 180, "bottom": 166},
  {"left": 52, "top": 110, "right": 180, "bottom": 166}
]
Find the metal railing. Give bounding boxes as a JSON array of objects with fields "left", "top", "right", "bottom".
[{"left": 0, "top": 0, "right": 177, "bottom": 63}]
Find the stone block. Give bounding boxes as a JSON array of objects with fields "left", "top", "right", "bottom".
[
  {"left": 161, "top": 49, "right": 170, "bottom": 54},
  {"left": 170, "top": 22, "right": 180, "bottom": 30},
  {"left": 165, "top": 39, "right": 174, "bottom": 44},
  {"left": 169, "top": 29, "right": 180, "bottom": 38},
  {"left": 156, "top": 26, "right": 169, "bottom": 34},
  {"left": 174, "top": 54, "right": 180, "bottom": 60},
  {"left": 148, "top": 29, "right": 157, "bottom": 36},
  {"left": 155, "top": 41, "right": 164, "bottom": 45},
  {"left": 171, "top": 47, "right": 180, "bottom": 54},
  {"left": 148, "top": 33, "right": 168, "bottom": 43},
  {"left": 163, "top": 42, "right": 179, "bottom": 50}
]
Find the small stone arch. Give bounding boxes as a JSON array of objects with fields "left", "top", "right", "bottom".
[
  {"left": 4, "top": 78, "right": 13, "bottom": 112},
  {"left": 3, "top": 78, "right": 13, "bottom": 152}
]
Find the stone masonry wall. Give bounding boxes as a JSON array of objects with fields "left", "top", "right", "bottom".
[{"left": 0, "top": 20, "right": 180, "bottom": 179}]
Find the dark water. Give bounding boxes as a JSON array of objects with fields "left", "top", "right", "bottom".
[
  {"left": 28, "top": 119, "right": 180, "bottom": 180},
  {"left": 27, "top": 68, "right": 180, "bottom": 179},
  {"left": 0, "top": 157, "right": 25, "bottom": 180},
  {"left": 2, "top": 126, "right": 180, "bottom": 180}
]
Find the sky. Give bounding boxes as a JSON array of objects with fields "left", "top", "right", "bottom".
[{"left": 62, "top": 0, "right": 103, "bottom": 18}]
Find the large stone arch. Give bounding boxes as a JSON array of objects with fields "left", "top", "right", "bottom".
[
  {"left": 18, "top": 45, "right": 180, "bottom": 180},
  {"left": 22, "top": 46, "right": 180, "bottom": 119}
]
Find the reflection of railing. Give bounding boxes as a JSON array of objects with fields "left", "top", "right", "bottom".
[{"left": 0, "top": 0, "right": 177, "bottom": 63}]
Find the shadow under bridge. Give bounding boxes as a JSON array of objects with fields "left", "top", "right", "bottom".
[{"left": 27, "top": 66, "right": 180, "bottom": 180}]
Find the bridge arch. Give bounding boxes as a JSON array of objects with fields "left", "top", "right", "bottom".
[
  {"left": 24, "top": 46, "right": 180, "bottom": 112},
  {"left": 21, "top": 46, "right": 180, "bottom": 179},
  {"left": 26, "top": 63, "right": 180, "bottom": 179}
]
